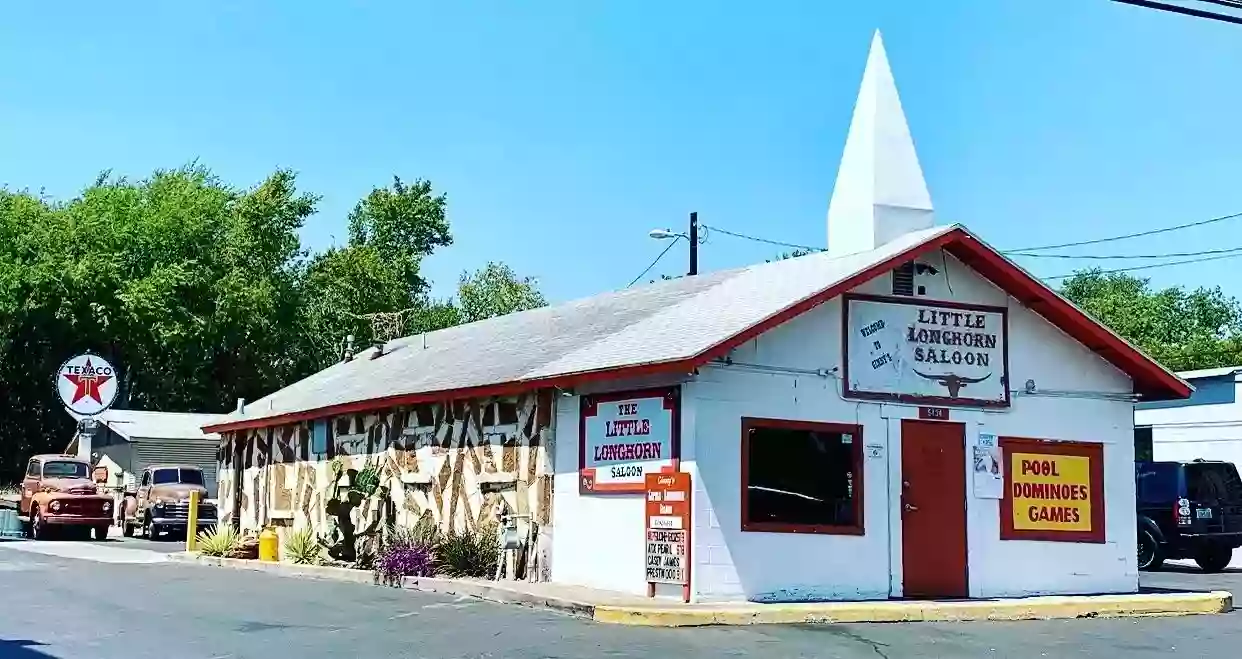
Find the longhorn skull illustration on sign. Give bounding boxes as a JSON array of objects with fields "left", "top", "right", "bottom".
[{"left": 912, "top": 369, "right": 992, "bottom": 398}]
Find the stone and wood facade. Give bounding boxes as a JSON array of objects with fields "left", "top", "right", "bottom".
[{"left": 217, "top": 391, "right": 555, "bottom": 575}]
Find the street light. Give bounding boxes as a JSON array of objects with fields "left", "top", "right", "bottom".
[{"left": 648, "top": 212, "right": 704, "bottom": 276}]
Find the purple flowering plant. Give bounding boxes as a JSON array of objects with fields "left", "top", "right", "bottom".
[{"left": 375, "top": 544, "right": 435, "bottom": 586}]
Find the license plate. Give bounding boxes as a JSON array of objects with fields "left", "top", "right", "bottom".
[{"left": 1197, "top": 508, "right": 1214, "bottom": 519}]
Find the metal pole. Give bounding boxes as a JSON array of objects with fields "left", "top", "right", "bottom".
[
  {"left": 186, "top": 490, "right": 200, "bottom": 552},
  {"left": 688, "top": 212, "right": 699, "bottom": 276}
]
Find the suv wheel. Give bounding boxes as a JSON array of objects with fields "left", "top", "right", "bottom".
[
  {"left": 1138, "top": 528, "right": 1163, "bottom": 571},
  {"left": 1195, "top": 545, "right": 1233, "bottom": 573}
]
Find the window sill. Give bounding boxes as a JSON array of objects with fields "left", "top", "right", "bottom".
[{"left": 741, "top": 522, "right": 865, "bottom": 536}]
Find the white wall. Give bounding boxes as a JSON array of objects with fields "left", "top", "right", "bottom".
[
  {"left": 550, "top": 374, "right": 693, "bottom": 597},
  {"left": 688, "top": 251, "right": 1138, "bottom": 602},
  {"left": 547, "top": 251, "right": 1140, "bottom": 601},
  {"left": 1136, "top": 383, "right": 1242, "bottom": 465}
]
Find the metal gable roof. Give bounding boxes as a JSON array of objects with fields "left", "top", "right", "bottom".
[
  {"left": 205, "top": 224, "right": 1191, "bottom": 433},
  {"left": 69, "top": 409, "right": 227, "bottom": 441}
]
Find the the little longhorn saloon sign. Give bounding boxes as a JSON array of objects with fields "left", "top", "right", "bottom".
[
  {"left": 57, "top": 353, "right": 119, "bottom": 416},
  {"left": 843, "top": 294, "right": 1010, "bottom": 407}
]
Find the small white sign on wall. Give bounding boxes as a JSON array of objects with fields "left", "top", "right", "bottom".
[{"left": 972, "top": 432, "right": 1004, "bottom": 499}]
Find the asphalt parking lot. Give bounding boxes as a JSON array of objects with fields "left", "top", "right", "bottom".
[{"left": 1141, "top": 557, "right": 1242, "bottom": 594}]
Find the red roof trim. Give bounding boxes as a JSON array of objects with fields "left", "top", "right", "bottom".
[
  {"left": 205, "top": 227, "right": 1189, "bottom": 434},
  {"left": 941, "top": 234, "right": 1190, "bottom": 401},
  {"left": 202, "top": 357, "right": 700, "bottom": 433}
]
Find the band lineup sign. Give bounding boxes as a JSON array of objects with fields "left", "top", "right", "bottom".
[
  {"left": 645, "top": 471, "right": 691, "bottom": 599},
  {"left": 999, "top": 438, "right": 1105, "bottom": 543},
  {"left": 580, "top": 387, "right": 680, "bottom": 494},
  {"left": 843, "top": 295, "right": 1009, "bottom": 407}
]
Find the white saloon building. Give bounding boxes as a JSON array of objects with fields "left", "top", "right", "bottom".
[{"left": 208, "top": 33, "right": 1189, "bottom": 603}]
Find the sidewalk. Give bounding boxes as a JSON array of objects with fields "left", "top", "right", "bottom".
[{"left": 168, "top": 553, "right": 1233, "bottom": 626}]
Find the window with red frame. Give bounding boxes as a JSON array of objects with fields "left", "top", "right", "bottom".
[{"left": 741, "top": 418, "right": 864, "bottom": 535}]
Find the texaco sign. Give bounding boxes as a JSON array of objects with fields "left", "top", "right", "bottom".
[{"left": 57, "top": 354, "right": 119, "bottom": 416}]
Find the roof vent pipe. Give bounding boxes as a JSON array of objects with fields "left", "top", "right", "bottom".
[
  {"left": 237, "top": 398, "right": 246, "bottom": 414},
  {"left": 343, "top": 334, "right": 356, "bottom": 362}
]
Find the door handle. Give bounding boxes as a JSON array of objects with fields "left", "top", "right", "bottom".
[{"left": 904, "top": 503, "right": 918, "bottom": 512}]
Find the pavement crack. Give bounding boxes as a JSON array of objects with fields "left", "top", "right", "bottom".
[{"left": 823, "top": 628, "right": 892, "bottom": 659}]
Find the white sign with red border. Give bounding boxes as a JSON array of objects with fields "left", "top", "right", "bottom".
[
  {"left": 579, "top": 387, "right": 679, "bottom": 494},
  {"left": 57, "top": 354, "right": 119, "bottom": 416}
]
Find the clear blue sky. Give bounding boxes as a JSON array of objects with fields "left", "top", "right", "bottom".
[{"left": 3, "top": 1, "right": 1240, "bottom": 304}]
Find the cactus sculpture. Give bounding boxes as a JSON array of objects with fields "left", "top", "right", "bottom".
[{"left": 319, "top": 457, "right": 392, "bottom": 565}]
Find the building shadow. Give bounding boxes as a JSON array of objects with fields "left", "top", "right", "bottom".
[
  {"left": 1157, "top": 565, "right": 1242, "bottom": 575},
  {"left": 0, "top": 639, "right": 56, "bottom": 658}
]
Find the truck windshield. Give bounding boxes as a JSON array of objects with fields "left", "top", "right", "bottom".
[
  {"left": 152, "top": 468, "right": 205, "bottom": 485},
  {"left": 42, "top": 461, "right": 89, "bottom": 479}
]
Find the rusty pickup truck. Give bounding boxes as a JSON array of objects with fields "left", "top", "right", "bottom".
[
  {"left": 19, "top": 454, "right": 113, "bottom": 540},
  {"left": 121, "top": 464, "right": 216, "bottom": 539}
]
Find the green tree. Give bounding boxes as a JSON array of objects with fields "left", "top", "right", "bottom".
[
  {"left": 298, "top": 177, "right": 456, "bottom": 365},
  {"left": 0, "top": 166, "right": 317, "bottom": 476},
  {"left": 0, "top": 166, "right": 546, "bottom": 482},
  {"left": 1059, "top": 269, "right": 1242, "bottom": 371},
  {"left": 456, "top": 262, "right": 546, "bottom": 323}
]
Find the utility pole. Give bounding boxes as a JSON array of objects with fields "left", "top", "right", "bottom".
[{"left": 688, "top": 212, "right": 699, "bottom": 276}]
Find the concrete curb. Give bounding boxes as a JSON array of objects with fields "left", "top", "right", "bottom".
[
  {"left": 168, "top": 552, "right": 596, "bottom": 616},
  {"left": 168, "top": 553, "right": 1232, "bottom": 626},
  {"left": 400, "top": 576, "right": 596, "bottom": 618},
  {"left": 167, "top": 552, "right": 378, "bottom": 584},
  {"left": 592, "top": 591, "right": 1235, "bottom": 627}
]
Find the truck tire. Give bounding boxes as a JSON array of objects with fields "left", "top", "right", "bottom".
[
  {"left": 93, "top": 525, "right": 110, "bottom": 541},
  {"left": 1138, "top": 528, "right": 1164, "bottom": 571},
  {"left": 1195, "top": 545, "right": 1233, "bottom": 573},
  {"left": 30, "top": 506, "right": 47, "bottom": 541}
]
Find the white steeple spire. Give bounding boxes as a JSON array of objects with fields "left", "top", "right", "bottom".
[{"left": 826, "top": 30, "right": 934, "bottom": 257}]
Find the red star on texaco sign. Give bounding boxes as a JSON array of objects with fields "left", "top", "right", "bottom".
[{"left": 62, "top": 358, "right": 114, "bottom": 405}]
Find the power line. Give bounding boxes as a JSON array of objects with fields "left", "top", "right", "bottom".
[
  {"left": 628, "top": 238, "right": 681, "bottom": 288},
  {"left": 1112, "top": 0, "right": 1242, "bottom": 25},
  {"left": 1009, "top": 246, "right": 1242, "bottom": 260},
  {"left": 1005, "top": 211, "right": 1242, "bottom": 253},
  {"left": 710, "top": 210, "right": 1242, "bottom": 263},
  {"left": 705, "top": 225, "right": 823, "bottom": 253},
  {"left": 1043, "top": 250, "right": 1242, "bottom": 281}
]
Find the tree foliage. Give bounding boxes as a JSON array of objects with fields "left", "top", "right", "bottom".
[
  {"left": 1059, "top": 269, "right": 1242, "bottom": 371},
  {"left": 0, "top": 166, "right": 543, "bottom": 481}
]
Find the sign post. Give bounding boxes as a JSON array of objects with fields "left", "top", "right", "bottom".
[{"left": 644, "top": 471, "right": 691, "bottom": 603}]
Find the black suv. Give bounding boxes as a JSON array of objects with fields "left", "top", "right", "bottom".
[{"left": 1136, "top": 459, "right": 1242, "bottom": 572}]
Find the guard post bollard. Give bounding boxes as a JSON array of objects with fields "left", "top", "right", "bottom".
[{"left": 186, "top": 490, "right": 200, "bottom": 552}]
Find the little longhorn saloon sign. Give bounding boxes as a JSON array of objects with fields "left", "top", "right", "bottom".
[
  {"left": 57, "top": 353, "right": 120, "bottom": 416},
  {"left": 843, "top": 294, "right": 1010, "bottom": 407}
]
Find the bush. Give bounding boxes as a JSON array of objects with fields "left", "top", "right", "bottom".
[
  {"left": 436, "top": 526, "right": 499, "bottom": 579},
  {"left": 283, "top": 527, "right": 322, "bottom": 565},
  {"left": 197, "top": 525, "right": 239, "bottom": 557},
  {"left": 374, "top": 544, "right": 434, "bottom": 586},
  {"left": 384, "top": 515, "right": 439, "bottom": 552}
]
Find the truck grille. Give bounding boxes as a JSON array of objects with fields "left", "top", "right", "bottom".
[
  {"left": 56, "top": 499, "right": 108, "bottom": 516},
  {"left": 157, "top": 501, "right": 216, "bottom": 520}
]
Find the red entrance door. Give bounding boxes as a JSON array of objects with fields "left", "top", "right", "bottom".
[{"left": 900, "top": 419, "right": 968, "bottom": 599}]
